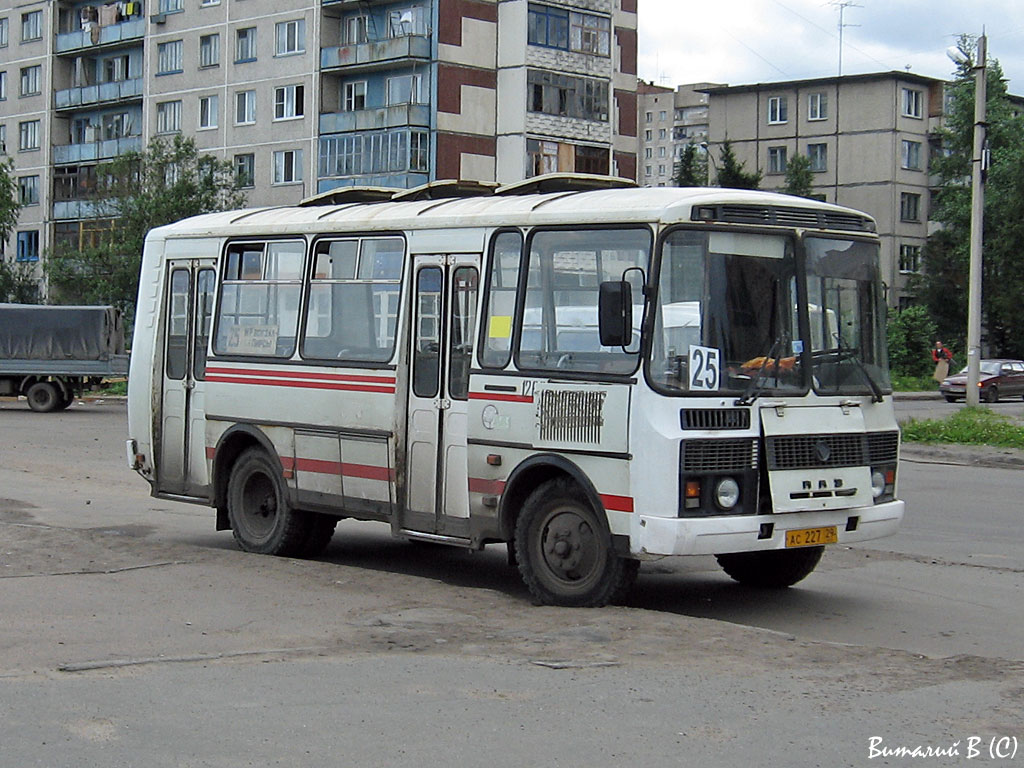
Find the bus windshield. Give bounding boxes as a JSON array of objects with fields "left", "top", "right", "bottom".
[
  {"left": 649, "top": 229, "right": 802, "bottom": 396},
  {"left": 805, "top": 237, "right": 891, "bottom": 397}
]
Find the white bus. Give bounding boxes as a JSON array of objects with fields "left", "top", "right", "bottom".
[{"left": 127, "top": 176, "right": 903, "bottom": 607}]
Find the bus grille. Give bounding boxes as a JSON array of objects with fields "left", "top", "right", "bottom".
[
  {"left": 681, "top": 408, "right": 751, "bottom": 430},
  {"left": 537, "top": 389, "right": 605, "bottom": 444},
  {"left": 766, "top": 430, "right": 899, "bottom": 470},
  {"left": 694, "top": 204, "right": 875, "bottom": 233},
  {"left": 682, "top": 438, "right": 757, "bottom": 472}
]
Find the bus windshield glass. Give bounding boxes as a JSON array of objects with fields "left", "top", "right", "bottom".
[
  {"left": 805, "top": 237, "right": 891, "bottom": 397},
  {"left": 649, "top": 229, "right": 802, "bottom": 396}
]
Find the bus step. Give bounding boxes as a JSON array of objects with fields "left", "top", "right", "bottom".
[{"left": 399, "top": 530, "right": 474, "bottom": 548}]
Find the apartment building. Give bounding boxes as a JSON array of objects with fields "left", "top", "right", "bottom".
[
  {"left": 702, "top": 72, "right": 945, "bottom": 306},
  {"left": 0, "top": 0, "right": 638, "bottom": 292},
  {"left": 637, "top": 80, "right": 716, "bottom": 187}
]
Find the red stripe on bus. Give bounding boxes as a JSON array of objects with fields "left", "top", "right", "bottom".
[
  {"left": 467, "top": 392, "right": 534, "bottom": 403},
  {"left": 468, "top": 477, "right": 507, "bottom": 495},
  {"left": 206, "top": 366, "right": 395, "bottom": 385},
  {"left": 283, "top": 456, "right": 396, "bottom": 483},
  {"left": 206, "top": 446, "right": 216, "bottom": 459},
  {"left": 206, "top": 374, "right": 395, "bottom": 394},
  {"left": 600, "top": 494, "right": 634, "bottom": 513}
]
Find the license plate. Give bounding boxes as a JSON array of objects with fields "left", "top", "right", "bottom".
[{"left": 785, "top": 526, "right": 838, "bottom": 548}]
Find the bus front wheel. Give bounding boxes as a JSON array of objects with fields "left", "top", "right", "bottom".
[
  {"left": 715, "top": 546, "right": 824, "bottom": 588},
  {"left": 515, "top": 478, "right": 638, "bottom": 607},
  {"left": 227, "top": 448, "right": 309, "bottom": 556}
]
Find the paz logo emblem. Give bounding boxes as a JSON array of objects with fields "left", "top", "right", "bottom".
[{"left": 815, "top": 438, "right": 831, "bottom": 464}]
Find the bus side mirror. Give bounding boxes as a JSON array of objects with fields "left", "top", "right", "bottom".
[{"left": 599, "top": 280, "right": 632, "bottom": 347}]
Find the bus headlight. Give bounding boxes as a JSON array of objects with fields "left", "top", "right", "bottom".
[
  {"left": 870, "top": 470, "right": 886, "bottom": 498},
  {"left": 714, "top": 477, "right": 740, "bottom": 510}
]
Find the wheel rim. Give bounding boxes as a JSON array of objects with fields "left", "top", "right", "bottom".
[
  {"left": 237, "top": 470, "right": 278, "bottom": 541},
  {"left": 535, "top": 505, "right": 605, "bottom": 592}
]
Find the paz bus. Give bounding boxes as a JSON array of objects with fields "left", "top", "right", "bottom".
[{"left": 126, "top": 175, "right": 903, "bottom": 607}]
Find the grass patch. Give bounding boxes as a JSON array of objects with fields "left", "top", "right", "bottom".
[
  {"left": 901, "top": 406, "right": 1024, "bottom": 449},
  {"left": 891, "top": 374, "right": 938, "bottom": 392},
  {"left": 96, "top": 379, "right": 127, "bottom": 396}
]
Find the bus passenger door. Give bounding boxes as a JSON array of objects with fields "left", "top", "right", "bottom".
[
  {"left": 405, "top": 255, "right": 479, "bottom": 536},
  {"left": 159, "top": 259, "right": 216, "bottom": 497}
]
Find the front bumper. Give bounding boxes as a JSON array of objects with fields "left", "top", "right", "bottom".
[{"left": 631, "top": 500, "right": 904, "bottom": 557}]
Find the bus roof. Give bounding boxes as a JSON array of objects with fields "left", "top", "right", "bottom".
[{"left": 149, "top": 185, "right": 877, "bottom": 241}]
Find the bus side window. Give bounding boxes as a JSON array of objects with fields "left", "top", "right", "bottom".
[
  {"left": 193, "top": 268, "right": 216, "bottom": 381},
  {"left": 480, "top": 231, "right": 523, "bottom": 368},
  {"left": 166, "top": 269, "right": 190, "bottom": 380},
  {"left": 413, "top": 267, "right": 442, "bottom": 397},
  {"left": 448, "top": 267, "right": 479, "bottom": 400}
]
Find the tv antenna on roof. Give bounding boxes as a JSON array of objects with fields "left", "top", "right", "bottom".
[{"left": 831, "top": 0, "right": 861, "bottom": 77}]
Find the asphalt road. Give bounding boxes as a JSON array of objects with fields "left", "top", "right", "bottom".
[{"left": 1, "top": 398, "right": 1021, "bottom": 767}]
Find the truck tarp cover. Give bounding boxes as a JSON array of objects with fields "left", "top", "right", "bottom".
[{"left": 0, "top": 304, "right": 126, "bottom": 361}]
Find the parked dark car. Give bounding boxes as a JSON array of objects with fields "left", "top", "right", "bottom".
[{"left": 939, "top": 359, "right": 1024, "bottom": 403}]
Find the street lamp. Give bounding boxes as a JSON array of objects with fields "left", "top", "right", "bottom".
[
  {"left": 699, "top": 142, "right": 719, "bottom": 186},
  {"left": 946, "top": 36, "right": 987, "bottom": 407}
]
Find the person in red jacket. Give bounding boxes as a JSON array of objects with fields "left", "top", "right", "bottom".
[{"left": 932, "top": 340, "right": 952, "bottom": 381}]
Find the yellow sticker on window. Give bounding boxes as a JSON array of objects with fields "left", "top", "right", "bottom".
[{"left": 488, "top": 315, "right": 512, "bottom": 339}]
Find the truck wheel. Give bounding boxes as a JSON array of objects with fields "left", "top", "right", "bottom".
[
  {"left": 55, "top": 388, "right": 75, "bottom": 410},
  {"left": 514, "top": 478, "right": 637, "bottom": 607},
  {"left": 227, "top": 448, "right": 309, "bottom": 556},
  {"left": 26, "top": 382, "right": 61, "bottom": 413},
  {"left": 715, "top": 547, "right": 824, "bottom": 588}
]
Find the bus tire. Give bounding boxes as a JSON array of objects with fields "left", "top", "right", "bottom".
[
  {"left": 514, "top": 478, "right": 637, "bottom": 607},
  {"left": 715, "top": 546, "right": 824, "bottom": 588},
  {"left": 26, "top": 382, "right": 61, "bottom": 413},
  {"left": 300, "top": 513, "right": 338, "bottom": 558},
  {"left": 227, "top": 448, "right": 309, "bottom": 556}
]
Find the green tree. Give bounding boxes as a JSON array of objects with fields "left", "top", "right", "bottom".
[
  {"left": 673, "top": 142, "right": 708, "bottom": 187},
  {"left": 886, "top": 305, "right": 938, "bottom": 378},
  {"left": 912, "top": 35, "right": 1024, "bottom": 357},
  {"left": 715, "top": 140, "right": 762, "bottom": 189},
  {"left": 46, "top": 135, "right": 246, "bottom": 318},
  {"left": 781, "top": 154, "right": 814, "bottom": 198},
  {"left": 0, "top": 157, "right": 39, "bottom": 303}
]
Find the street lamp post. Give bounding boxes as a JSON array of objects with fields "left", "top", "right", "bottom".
[
  {"left": 965, "top": 34, "right": 987, "bottom": 407},
  {"left": 700, "top": 142, "right": 719, "bottom": 186}
]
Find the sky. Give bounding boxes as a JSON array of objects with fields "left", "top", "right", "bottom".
[{"left": 637, "top": 0, "right": 1024, "bottom": 93}]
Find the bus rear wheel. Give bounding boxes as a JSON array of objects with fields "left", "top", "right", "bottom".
[
  {"left": 514, "top": 478, "right": 637, "bottom": 607},
  {"left": 227, "top": 448, "right": 309, "bottom": 556},
  {"left": 715, "top": 546, "right": 824, "bottom": 588}
]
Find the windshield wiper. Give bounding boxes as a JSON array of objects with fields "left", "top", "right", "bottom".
[
  {"left": 734, "top": 335, "right": 786, "bottom": 406},
  {"left": 833, "top": 333, "right": 884, "bottom": 403}
]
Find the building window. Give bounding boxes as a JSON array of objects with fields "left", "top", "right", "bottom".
[
  {"left": 0, "top": 125, "right": 7, "bottom": 154},
  {"left": 199, "top": 34, "right": 220, "bottom": 68},
  {"left": 644, "top": 164, "right": 652, "bottom": 177},
  {"left": 20, "top": 65, "right": 40, "bottom": 97},
  {"left": 234, "top": 153, "right": 255, "bottom": 188},
  {"left": 236, "top": 27, "right": 256, "bottom": 62},
  {"left": 344, "top": 81, "right": 366, "bottom": 111},
  {"left": 388, "top": 6, "right": 427, "bottom": 37},
  {"left": 658, "top": 164, "right": 666, "bottom": 175},
  {"left": 101, "top": 111, "right": 134, "bottom": 140},
  {"left": 808, "top": 92, "right": 827, "bottom": 120},
  {"left": 386, "top": 74, "right": 422, "bottom": 105},
  {"left": 644, "top": 129, "right": 651, "bottom": 140},
  {"left": 319, "top": 129, "right": 428, "bottom": 178},
  {"left": 19, "top": 120, "right": 39, "bottom": 151},
  {"left": 900, "top": 192, "right": 921, "bottom": 222},
  {"left": 644, "top": 147, "right": 652, "bottom": 159},
  {"left": 18, "top": 175, "right": 39, "bottom": 205},
  {"left": 569, "top": 9, "right": 610, "bottom": 56},
  {"left": 527, "top": 70, "right": 608, "bottom": 122},
  {"left": 16, "top": 231, "right": 39, "bottom": 262},
  {"left": 235, "top": 90, "right": 256, "bottom": 124},
  {"left": 273, "top": 149, "right": 303, "bottom": 184},
  {"left": 274, "top": 84, "right": 304, "bottom": 120},
  {"left": 199, "top": 95, "right": 218, "bottom": 129},
  {"left": 158, "top": 0, "right": 184, "bottom": 11},
  {"left": 528, "top": 4, "right": 609, "bottom": 56},
  {"left": 767, "top": 96, "right": 788, "bottom": 124},
  {"left": 275, "top": 19, "right": 305, "bottom": 56},
  {"left": 574, "top": 145, "right": 608, "bottom": 175},
  {"left": 901, "top": 139, "right": 922, "bottom": 170},
  {"left": 21, "top": 11, "right": 42, "bottom": 42},
  {"left": 645, "top": 111, "right": 652, "bottom": 123},
  {"left": 200, "top": 0, "right": 220, "bottom": 6},
  {"left": 808, "top": 142, "right": 827, "bottom": 172},
  {"left": 101, "top": 54, "right": 130, "bottom": 83},
  {"left": 157, "top": 40, "right": 183, "bottom": 75},
  {"left": 902, "top": 88, "right": 923, "bottom": 118},
  {"left": 0, "top": 71, "right": 8, "bottom": 101},
  {"left": 768, "top": 146, "right": 787, "bottom": 174},
  {"left": 156, "top": 100, "right": 182, "bottom": 133},
  {"left": 345, "top": 15, "right": 368, "bottom": 44},
  {"left": 0, "top": 17, "right": 8, "bottom": 47},
  {"left": 527, "top": 139, "right": 559, "bottom": 176},
  {"left": 657, "top": 146, "right": 666, "bottom": 158},
  {"left": 899, "top": 244, "right": 922, "bottom": 274}
]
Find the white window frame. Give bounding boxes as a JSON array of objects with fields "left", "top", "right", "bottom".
[
  {"left": 808, "top": 142, "right": 827, "bottom": 172},
  {"left": 199, "top": 34, "right": 220, "bottom": 68},
  {"left": 157, "top": 40, "right": 183, "bottom": 75},
  {"left": 273, "top": 84, "right": 305, "bottom": 120},
  {"left": 386, "top": 73, "right": 422, "bottom": 106},
  {"left": 275, "top": 19, "right": 305, "bottom": 56},
  {"left": 19, "top": 119, "right": 40, "bottom": 151},
  {"left": 343, "top": 81, "right": 366, "bottom": 111},
  {"left": 0, "top": 17, "right": 9, "bottom": 48},
  {"left": 200, "top": 0, "right": 221, "bottom": 6},
  {"left": 20, "top": 65, "right": 40, "bottom": 97},
  {"left": 21, "top": 11, "right": 42, "bottom": 42},
  {"left": 902, "top": 88, "right": 923, "bottom": 118},
  {"left": 101, "top": 54, "right": 130, "bottom": 83},
  {"left": 235, "top": 90, "right": 256, "bottom": 125},
  {"left": 768, "top": 146, "right": 787, "bottom": 174},
  {"left": 156, "top": 100, "right": 182, "bottom": 134},
  {"left": 199, "top": 95, "right": 219, "bottom": 129},
  {"left": 898, "top": 243, "right": 922, "bottom": 274},
  {"left": 236, "top": 27, "right": 257, "bottom": 62},
  {"left": 345, "top": 15, "right": 368, "bottom": 45},
  {"left": 0, "top": 71, "right": 6, "bottom": 101},
  {"left": 807, "top": 92, "right": 827, "bottom": 121},
  {"left": 18, "top": 175, "right": 39, "bottom": 205},
  {"left": 901, "top": 139, "right": 922, "bottom": 170},
  {"left": 767, "top": 96, "right": 788, "bottom": 124},
  {"left": 273, "top": 149, "right": 303, "bottom": 185},
  {"left": 234, "top": 153, "right": 255, "bottom": 188},
  {"left": 388, "top": 6, "right": 427, "bottom": 38}
]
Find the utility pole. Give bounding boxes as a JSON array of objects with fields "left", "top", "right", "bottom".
[{"left": 965, "top": 34, "right": 987, "bottom": 407}]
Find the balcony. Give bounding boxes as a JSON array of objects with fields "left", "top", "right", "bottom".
[
  {"left": 321, "top": 35, "right": 430, "bottom": 72},
  {"left": 55, "top": 78, "right": 143, "bottom": 111},
  {"left": 317, "top": 173, "right": 428, "bottom": 195},
  {"left": 319, "top": 104, "right": 430, "bottom": 134},
  {"left": 55, "top": 18, "right": 145, "bottom": 54},
  {"left": 53, "top": 136, "right": 142, "bottom": 165},
  {"left": 53, "top": 200, "right": 107, "bottom": 221}
]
